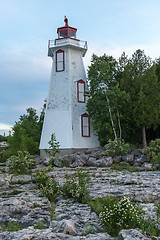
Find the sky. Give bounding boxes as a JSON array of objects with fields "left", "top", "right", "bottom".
[{"left": 1, "top": 0, "right": 160, "bottom": 135}]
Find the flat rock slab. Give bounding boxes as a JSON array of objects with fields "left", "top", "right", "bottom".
[
  {"left": 0, "top": 227, "right": 114, "bottom": 240},
  {"left": 51, "top": 199, "right": 103, "bottom": 235},
  {"left": 51, "top": 168, "right": 160, "bottom": 202},
  {"left": 0, "top": 191, "right": 51, "bottom": 228}
]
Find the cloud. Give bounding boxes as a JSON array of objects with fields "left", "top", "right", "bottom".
[
  {"left": 0, "top": 123, "right": 12, "bottom": 131},
  {"left": 83, "top": 40, "right": 160, "bottom": 71},
  {"left": 0, "top": 43, "right": 51, "bottom": 84}
]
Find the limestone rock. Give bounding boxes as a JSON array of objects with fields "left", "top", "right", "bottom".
[
  {"left": 121, "top": 154, "right": 134, "bottom": 164},
  {"left": 53, "top": 219, "right": 77, "bottom": 235},
  {"left": 118, "top": 228, "right": 152, "bottom": 240}
]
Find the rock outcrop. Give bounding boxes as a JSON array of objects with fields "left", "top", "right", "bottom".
[{"left": 0, "top": 148, "right": 160, "bottom": 239}]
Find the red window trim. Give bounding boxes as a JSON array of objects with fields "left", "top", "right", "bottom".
[
  {"left": 81, "top": 113, "right": 90, "bottom": 137},
  {"left": 77, "top": 79, "right": 85, "bottom": 103},
  {"left": 56, "top": 49, "right": 65, "bottom": 72}
]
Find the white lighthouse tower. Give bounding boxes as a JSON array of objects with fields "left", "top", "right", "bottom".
[{"left": 40, "top": 17, "right": 99, "bottom": 155}]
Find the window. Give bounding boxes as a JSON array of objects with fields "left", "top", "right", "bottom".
[
  {"left": 56, "top": 49, "right": 65, "bottom": 72},
  {"left": 77, "top": 80, "right": 85, "bottom": 103},
  {"left": 81, "top": 113, "right": 90, "bottom": 137}
]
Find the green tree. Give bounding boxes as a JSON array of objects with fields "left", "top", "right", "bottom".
[
  {"left": 8, "top": 108, "right": 44, "bottom": 155},
  {"left": 87, "top": 54, "right": 128, "bottom": 145},
  {"left": 120, "top": 50, "right": 160, "bottom": 148}
]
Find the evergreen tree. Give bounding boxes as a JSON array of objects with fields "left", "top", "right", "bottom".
[
  {"left": 120, "top": 50, "right": 160, "bottom": 148},
  {"left": 8, "top": 107, "right": 44, "bottom": 155}
]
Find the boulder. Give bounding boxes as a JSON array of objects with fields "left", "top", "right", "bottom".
[
  {"left": 70, "top": 155, "right": 86, "bottom": 168},
  {"left": 131, "top": 149, "right": 143, "bottom": 159},
  {"left": 142, "top": 162, "right": 153, "bottom": 171},
  {"left": 52, "top": 219, "right": 77, "bottom": 235},
  {"left": 135, "top": 155, "right": 147, "bottom": 164},
  {"left": 121, "top": 154, "right": 134, "bottom": 164},
  {"left": 118, "top": 228, "right": 152, "bottom": 240},
  {"left": 87, "top": 156, "right": 113, "bottom": 167}
]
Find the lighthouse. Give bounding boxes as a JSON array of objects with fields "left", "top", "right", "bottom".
[{"left": 39, "top": 17, "right": 99, "bottom": 155}]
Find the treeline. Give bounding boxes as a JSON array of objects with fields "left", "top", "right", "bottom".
[
  {"left": 1, "top": 108, "right": 45, "bottom": 156},
  {"left": 87, "top": 49, "right": 160, "bottom": 148}
]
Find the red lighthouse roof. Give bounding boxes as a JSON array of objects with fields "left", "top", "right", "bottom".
[{"left": 57, "top": 16, "right": 77, "bottom": 39}]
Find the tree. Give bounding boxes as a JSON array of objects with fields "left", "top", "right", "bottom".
[
  {"left": 8, "top": 108, "right": 44, "bottom": 155},
  {"left": 87, "top": 54, "right": 128, "bottom": 145},
  {"left": 120, "top": 50, "right": 160, "bottom": 148}
]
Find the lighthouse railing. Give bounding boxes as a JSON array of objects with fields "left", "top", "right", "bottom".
[{"left": 48, "top": 39, "right": 87, "bottom": 49}]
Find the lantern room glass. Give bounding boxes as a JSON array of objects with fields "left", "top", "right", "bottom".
[{"left": 58, "top": 29, "right": 76, "bottom": 39}]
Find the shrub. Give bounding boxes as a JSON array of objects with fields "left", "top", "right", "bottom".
[
  {"left": 88, "top": 195, "right": 119, "bottom": 216},
  {"left": 34, "top": 220, "right": 47, "bottom": 229},
  {"left": 0, "top": 147, "right": 9, "bottom": 163},
  {"left": 144, "top": 139, "right": 160, "bottom": 164},
  {"left": 154, "top": 201, "right": 160, "bottom": 224},
  {"left": 0, "top": 221, "right": 22, "bottom": 232},
  {"left": 99, "top": 196, "right": 144, "bottom": 236},
  {"left": 34, "top": 166, "right": 52, "bottom": 188},
  {"left": 45, "top": 133, "right": 60, "bottom": 166},
  {"left": 41, "top": 178, "right": 60, "bottom": 202},
  {"left": 7, "top": 151, "right": 36, "bottom": 174},
  {"left": 34, "top": 166, "right": 60, "bottom": 202},
  {"left": 104, "top": 138, "right": 130, "bottom": 157},
  {"left": 62, "top": 170, "right": 90, "bottom": 203}
]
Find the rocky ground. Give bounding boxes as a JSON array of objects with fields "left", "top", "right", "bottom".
[{"left": 0, "top": 148, "right": 160, "bottom": 240}]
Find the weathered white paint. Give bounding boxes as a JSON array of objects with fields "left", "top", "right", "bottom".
[{"left": 39, "top": 29, "right": 99, "bottom": 151}]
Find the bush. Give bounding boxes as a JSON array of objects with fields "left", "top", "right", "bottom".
[
  {"left": 34, "top": 220, "right": 47, "bottom": 229},
  {"left": 89, "top": 195, "right": 119, "bottom": 216},
  {"left": 99, "top": 196, "right": 144, "bottom": 236},
  {"left": 0, "top": 221, "right": 22, "bottom": 232},
  {"left": 0, "top": 147, "right": 9, "bottom": 163},
  {"left": 144, "top": 139, "right": 160, "bottom": 163},
  {"left": 104, "top": 138, "right": 130, "bottom": 157},
  {"left": 34, "top": 166, "right": 60, "bottom": 202},
  {"left": 41, "top": 178, "right": 60, "bottom": 202},
  {"left": 34, "top": 166, "right": 52, "bottom": 188},
  {"left": 7, "top": 151, "right": 36, "bottom": 174},
  {"left": 62, "top": 170, "right": 90, "bottom": 203}
]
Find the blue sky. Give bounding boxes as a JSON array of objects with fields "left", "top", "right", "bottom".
[{"left": 1, "top": 0, "right": 160, "bottom": 135}]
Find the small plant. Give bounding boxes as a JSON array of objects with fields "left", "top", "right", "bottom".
[
  {"left": 0, "top": 221, "right": 22, "bottom": 232},
  {"left": 104, "top": 138, "right": 130, "bottom": 157},
  {"left": 62, "top": 170, "right": 90, "bottom": 203},
  {"left": 111, "top": 162, "right": 140, "bottom": 172},
  {"left": 154, "top": 201, "right": 160, "bottom": 223},
  {"left": 45, "top": 133, "right": 60, "bottom": 166},
  {"left": 9, "top": 189, "right": 23, "bottom": 195},
  {"left": 34, "top": 220, "right": 46, "bottom": 229},
  {"left": 7, "top": 151, "right": 36, "bottom": 174},
  {"left": 9, "top": 179, "right": 30, "bottom": 185},
  {"left": 144, "top": 139, "right": 160, "bottom": 163},
  {"left": 51, "top": 203, "right": 56, "bottom": 220}
]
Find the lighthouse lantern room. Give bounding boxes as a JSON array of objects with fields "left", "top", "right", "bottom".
[{"left": 39, "top": 17, "right": 99, "bottom": 155}]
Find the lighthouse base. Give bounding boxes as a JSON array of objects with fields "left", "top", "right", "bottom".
[{"left": 40, "top": 148, "right": 91, "bottom": 158}]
